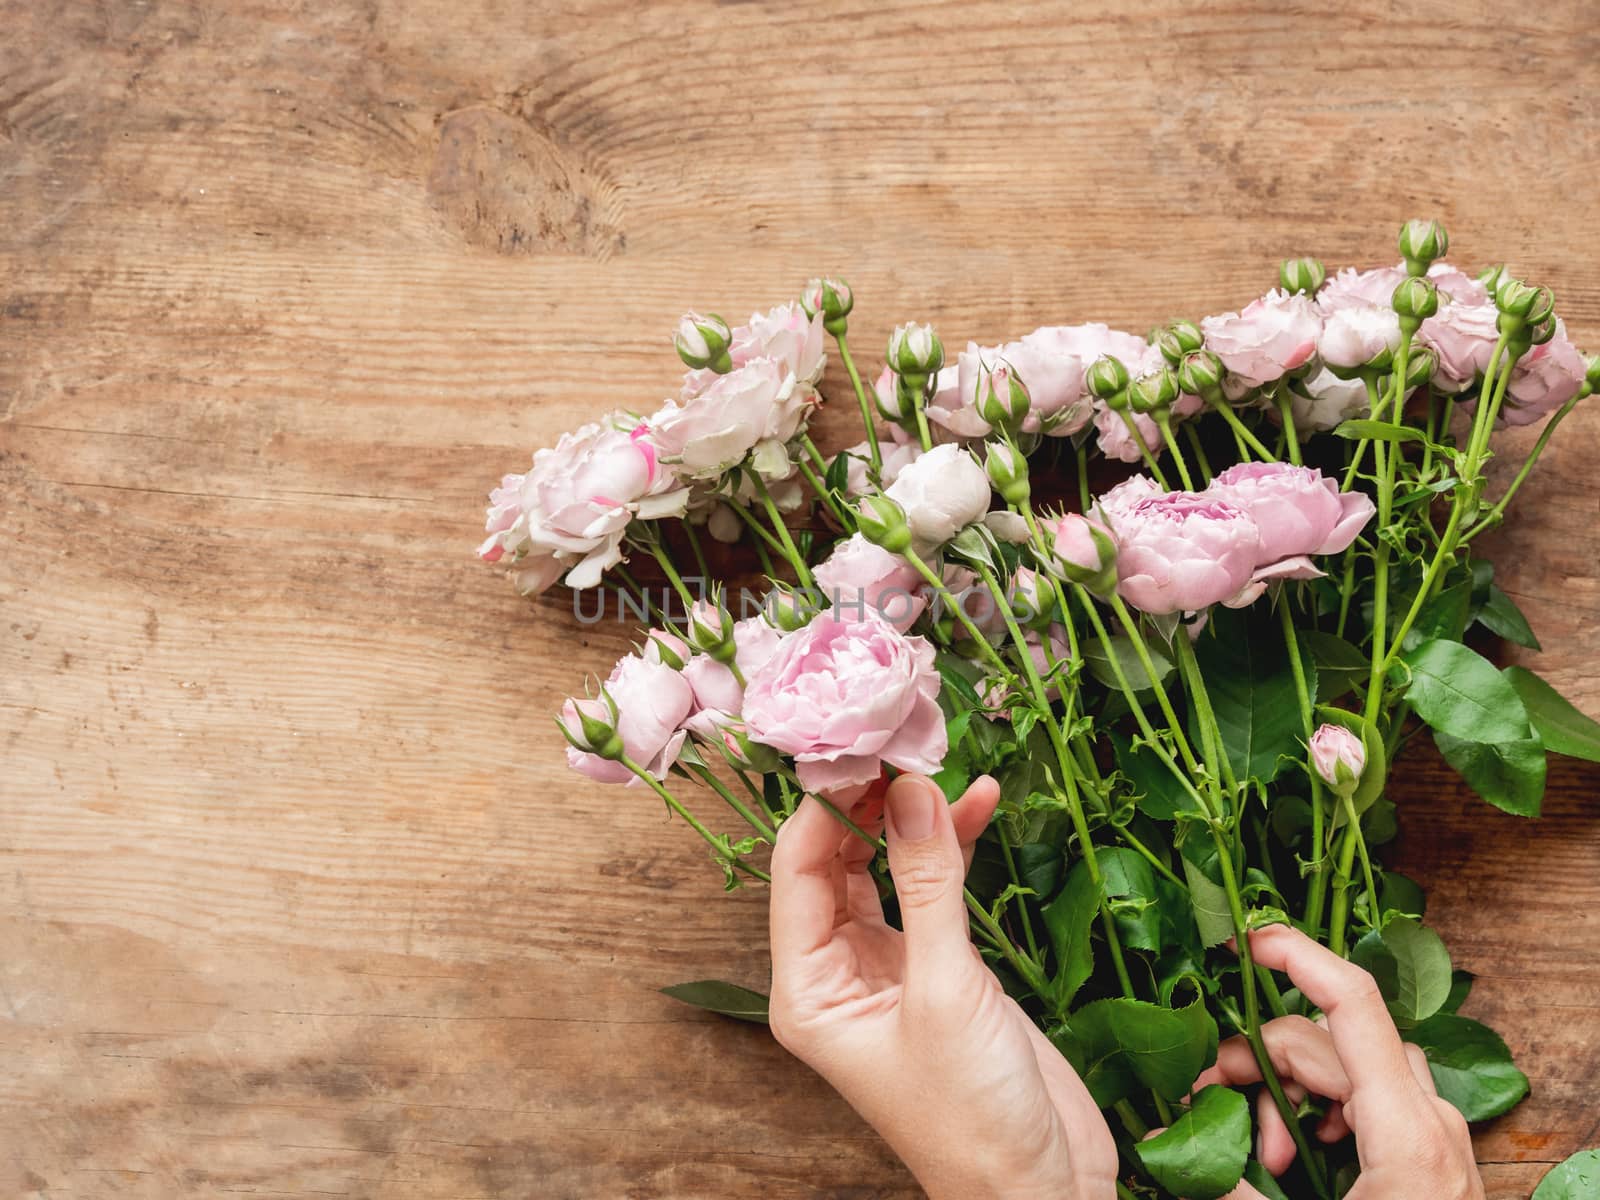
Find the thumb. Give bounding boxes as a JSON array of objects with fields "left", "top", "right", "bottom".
[{"left": 884, "top": 773, "right": 972, "bottom": 987}]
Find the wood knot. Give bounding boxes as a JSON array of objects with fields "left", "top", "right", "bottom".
[{"left": 428, "top": 106, "right": 624, "bottom": 259}]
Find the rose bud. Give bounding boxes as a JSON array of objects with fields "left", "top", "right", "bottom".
[
  {"left": 644, "top": 628, "right": 692, "bottom": 670},
  {"left": 1525, "top": 286, "right": 1556, "bottom": 327},
  {"left": 855, "top": 494, "right": 914, "bottom": 555},
  {"left": 1586, "top": 354, "right": 1600, "bottom": 395},
  {"left": 1177, "top": 349, "right": 1225, "bottom": 400},
  {"left": 1398, "top": 218, "right": 1449, "bottom": 274},
  {"left": 871, "top": 365, "right": 913, "bottom": 422},
  {"left": 687, "top": 597, "right": 738, "bottom": 663},
  {"left": 1155, "top": 319, "right": 1205, "bottom": 366},
  {"left": 1391, "top": 276, "right": 1439, "bottom": 332},
  {"left": 884, "top": 443, "right": 994, "bottom": 555},
  {"left": 557, "top": 693, "right": 626, "bottom": 762},
  {"left": 1310, "top": 722, "right": 1367, "bottom": 795},
  {"left": 985, "top": 442, "right": 1031, "bottom": 504},
  {"left": 1495, "top": 274, "right": 1540, "bottom": 320},
  {"left": 975, "top": 361, "right": 1032, "bottom": 431},
  {"left": 674, "top": 312, "right": 733, "bottom": 372},
  {"left": 1044, "top": 512, "right": 1118, "bottom": 596},
  {"left": 764, "top": 582, "right": 821, "bottom": 632},
  {"left": 1129, "top": 368, "right": 1180, "bottom": 414},
  {"left": 1405, "top": 345, "right": 1439, "bottom": 389},
  {"left": 1280, "top": 257, "right": 1327, "bottom": 295},
  {"left": 1011, "top": 566, "right": 1056, "bottom": 630},
  {"left": 1527, "top": 316, "right": 1557, "bottom": 347},
  {"left": 887, "top": 322, "right": 945, "bottom": 377},
  {"left": 562, "top": 654, "right": 694, "bottom": 784},
  {"left": 1086, "top": 353, "right": 1132, "bottom": 400},
  {"left": 800, "top": 277, "right": 854, "bottom": 333}
]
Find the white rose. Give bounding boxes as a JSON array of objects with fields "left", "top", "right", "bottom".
[{"left": 884, "top": 443, "right": 992, "bottom": 554}]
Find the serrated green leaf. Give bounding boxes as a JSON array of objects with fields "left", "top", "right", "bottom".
[
  {"left": 1043, "top": 861, "right": 1098, "bottom": 1009},
  {"left": 1434, "top": 728, "right": 1546, "bottom": 817},
  {"left": 1133, "top": 1085, "right": 1251, "bottom": 1200},
  {"left": 1193, "top": 607, "right": 1305, "bottom": 785},
  {"left": 1404, "top": 1013, "right": 1530, "bottom": 1121}
]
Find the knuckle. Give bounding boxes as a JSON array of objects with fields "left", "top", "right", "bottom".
[{"left": 891, "top": 850, "right": 956, "bottom": 905}]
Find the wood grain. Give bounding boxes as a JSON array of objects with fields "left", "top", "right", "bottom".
[{"left": 2, "top": 1, "right": 1598, "bottom": 1196}]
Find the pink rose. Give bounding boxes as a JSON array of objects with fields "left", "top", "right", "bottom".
[
  {"left": 1092, "top": 400, "right": 1158, "bottom": 463},
  {"left": 884, "top": 443, "right": 993, "bottom": 554},
  {"left": 563, "top": 653, "right": 693, "bottom": 785},
  {"left": 1425, "top": 261, "right": 1489, "bottom": 308},
  {"left": 924, "top": 362, "right": 997, "bottom": 440},
  {"left": 1319, "top": 265, "right": 1406, "bottom": 310},
  {"left": 681, "top": 302, "right": 826, "bottom": 397},
  {"left": 1292, "top": 367, "right": 1370, "bottom": 433},
  {"left": 742, "top": 613, "right": 947, "bottom": 794},
  {"left": 478, "top": 416, "right": 690, "bottom": 595},
  {"left": 1502, "top": 324, "right": 1587, "bottom": 427},
  {"left": 814, "top": 534, "right": 926, "bottom": 632},
  {"left": 1092, "top": 474, "right": 1163, "bottom": 529},
  {"left": 1201, "top": 290, "right": 1320, "bottom": 388},
  {"left": 651, "top": 358, "right": 811, "bottom": 478},
  {"left": 1113, "top": 494, "right": 1262, "bottom": 615},
  {"left": 840, "top": 427, "right": 924, "bottom": 498},
  {"left": 681, "top": 617, "right": 788, "bottom": 736},
  {"left": 1420, "top": 298, "right": 1500, "bottom": 393},
  {"left": 1317, "top": 302, "right": 1401, "bottom": 370},
  {"left": 1309, "top": 722, "right": 1366, "bottom": 792},
  {"left": 1207, "top": 463, "right": 1376, "bottom": 565}
]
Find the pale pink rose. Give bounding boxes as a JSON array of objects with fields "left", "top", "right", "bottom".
[
  {"left": 840, "top": 427, "right": 924, "bottom": 498},
  {"left": 563, "top": 654, "right": 694, "bottom": 785},
  {"left": 1317, "top": 302, "right": 1402, "bottom": 370},
  {"left": 872, "top": 365, "right": 913, "bottom": 422},
  {"left": 742, "top": 613, "right": 947, "bottom": 794},
  {"left": 813, "top": 534, "right": 925, "bottom": 632},
  {"left": 1091, "top": 474, "right": 1163, "bottom": 529},
  {"left": 1502, "top": 323, "right": 1587, "bottom": 427},
  {"left": 1425, "top": 261, "right": 1489, "bottom": 307},
  {"left": 1309, "top": 722, "right": 1367, "bottom": 791},
  {"left": 1292, "top": 367, "right": 1370, "bottom": 433},
  {"left": 884, "top": 443, "right": 992, "bottom": 554},
  {"left": 1420, "top": 299, "right": 1500, "bottom": 393},
  {"left": 643, "top": 627, "right": 691, "bottom": 668},
  {"left": 925, "top": 361, "right": 997, "bottom": 440},
  {"left": 1092, "top": 400, "right": 1159, "bottom": 463},
  {"left": 681, "top": 302, "right": 826, "bottom": 396},
  {"left": 1113, "top": 494, "right": 1262, "bottom": 615},
  {"left": 1319, "top": 265, "right": 1406, "bottom": 310},
  {"left": 680, "top": 617, "right": 789, "bottom": 736},
  {"left": 952, "top": 325, "right": 1136, "bottom": 438},
  {"left": 651, "top": 358, "right": 811, "bottom": 478},
  {"left": 479, "top": 416, "right": 690, "bottom": 595},
  {"left": 1011, "top": 566, "right": 1055, "bottom": 625},
  {"left": 1201, "top": 290, "right": 1321, "bottom": 388},
  {"left": 1207, "top": 463, "right": 1376, "bottom": 565}
]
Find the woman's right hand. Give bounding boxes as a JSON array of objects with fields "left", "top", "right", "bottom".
[{"left": 1195, "top": 923, "right": 1484, "bottom": 1200}]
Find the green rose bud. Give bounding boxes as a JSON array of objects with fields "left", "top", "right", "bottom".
[
  {"left": 674, "top": 312, "right": 733, "bottom": 372},
  {"left": 801, "top": 277, "right": 853, "bottom": 335},
  {"left": 1176, "top": 349, "right": 1224, "bottom": 399},
  {"left": 687, "top": 597, "right": 737, "bottom": 661},
  {"left": 1391, "top": 276, "right": 1439, "bottom": 330},
  {"left": 1086, "top": 354, "right": 1131, "bottom": 400},
  {"left": 1525, "top": 286, "right": 1556, "bottom": 326},
  {"left": 887, "top": 322, "right": 945, "bottom": 376},
  {"left": 1477, "top": 264, "right": 1506, "bottom": 293},
  {"left": 855, "top": 494, "right": 913, "bottom": 554},
  {"left": 1398, "top": 218, "right": 1449, "bottom": 274},
  {"left": 1405, "top": 346, "right": 1438, "bottom": 389},
  {"left": 557, "top": 692, "right": 625, "bottom": 762},
  {"left": 984, "top": 443, "right": 1030, "bottom": 504},
  {"left": 975, "top": 361, "right": 1032, "bottom": 431},
  {"left": 1129, "top": 368, "right": 1180, "bottom": 414},
  {"left": 1279, "top": 257, "right": 1327, "bottom": 295},
  {"left": 1495, "top": 274, "right": 1539, "bottom": 319},
  {"left": 765, "top": 584, "right": 819, "bottom": 632},
  {"left": 1585, "top": 354, "right": 1600, "bottom": 393},
  {"left": 1527, "top": 316, "right": 1557, "bottom": 347},
  {"left": 1155, "top": 319, "right": 1205, "bottom": 366}
]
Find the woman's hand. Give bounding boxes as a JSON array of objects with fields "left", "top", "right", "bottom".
[
  {"left": 1196, "top": 924, "right": 1484, "bottom": 1200},
  {"left": 767, "top": 772, "right": 1118, "bottom": 1200}
]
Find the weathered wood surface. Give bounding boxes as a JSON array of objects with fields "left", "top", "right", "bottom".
[{"left": 3, "top": 2, "right": 1598, "bottom": 1196}]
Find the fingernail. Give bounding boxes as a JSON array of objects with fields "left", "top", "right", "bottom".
[{"left": 886, "top": 775, "right": 939, "bottom": 841}]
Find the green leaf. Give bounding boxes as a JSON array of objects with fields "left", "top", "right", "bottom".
[
  {"left": 1334, "top": 418, "right": 1429, "bottom": 443},
  {"left": 1133, "top": 1085, "right": 1251, "bottom": 1200},
  {"left": 1016, "top": 841, "right": 1064, "bottom": 900},
  {"left": 1043, "top": 861, "right": 1099, "bottom": 1009},
  {"left": 1534, "top": 1149, "right": 1600, "bottom": 1199},
  {"left": 1242, "top": 1160, "right": 1291, "bottom": 1200},
  {"left": 1476, "top": 584, "right": 1541, "bottom": 649},
  {"left": 824, "top": 450, "right": 851, "bottom": 495},
  {"left": 1181, "top": 847, "right": 1235, "bottom": 948},
  {"left": 1505, "top": 666, "right": 1600, "bottom": 763},
  {"left": 1401, "top": 580, "right": 1472, "bottom": 651},
  {"left": 1379, "top": 870, "right": 1427, "bottom": 919},
  {"left": 659, "top": 980, "right": 769, "bottom": 1024},
  {"left": 1085, "top": 633, "right": 1172, "bottom": 693},
  {"left": 1351, "top": 915, "right": 1453, "bottom": 1029},
  {"left": 1404, "top": 1013, "right": 1530, "bottom": 1121},
  {"left": 1098, "top": 847, "right": 1162, "bottom": 952},
  {"left": 1064, "top": 993, "right": 1219, "bottom": 1106},
  {"left": 1193, "top": 607, "right": 1305, "bottom": 785},
  {"left": 1112, "top": 729, "right": 1192, "bottom": 820},
  {"left": 1434, "top": 729, "right": 1546, "bottom": 817},
  {"left": 1300, "top": 630, "right": 1368, "bottom": 703},
  {"left": 1442, "top": 969, "right": 1475, "bottom": 1015},
  {"left": 1401, "top": 639, "right": 1534, "bottom": 744}
]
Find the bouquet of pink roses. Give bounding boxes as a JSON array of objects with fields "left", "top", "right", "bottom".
[{"left": 478, "top": 221, "right": 1600, "bottom": 1198}]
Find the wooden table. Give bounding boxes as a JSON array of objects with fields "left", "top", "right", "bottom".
[{"left": 3, "top": 3, "right": 1598, "bottom": 1196}]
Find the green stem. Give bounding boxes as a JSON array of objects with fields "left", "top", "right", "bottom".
[
  {"left": 748, "top": 471, "right": 816, "bottom": 590},
  {"left": 625, "top": 757, "right": 770, "bottom": 882},
  {"left": 1362, "top": 333, "right": 1414, "bottom": 725},
  {"left": 682, "top": 520, "right": 712, "bottom": 581},
  {"left": 1183, "top": 422, "right": 1214, "bottom": 482},
  {"left": 1275, "top": 386, "right": 1303, "bottom": 465},
  {"left": 794, "top": 453, "right": 852, "bottom": 530},
  {"left": 683, "top": 764, "right": 777, "bottom": 841},
  {"left": 1156, "top": 412, "right": 1195, "bottom": 490},
  {"left": 1464, "top": 391, "right": 1582, "bottom": 541},
  {"left": 1117, "top": 408, "right": 1170, "bottom": 489},
  {"left": 799, "top": 433, "right": 829, "bottom": 475},
  {"left": 903, "top": 549, "right": 1020, "bottom": 687},
  {"left": 645, "top": 538, "right": 700, "bottom": 613},
  {"left": 1327, "top": 792, "right": 1367, "bottom": 957},
  {"left": 995, "top": 821, "right": 1043, "bottom": 963},
  {"left": 1209, "top": 397, "right": 1276, "bottom": 461},
  {"left": 1075, "top": 442, "right": 1091, "bottom": 513},
  {"left": 1279, "top": 597, "right": 1329, "bottom": 938},
  {"left": 833, "top": 333, "right": 881, "bottom": 475}
]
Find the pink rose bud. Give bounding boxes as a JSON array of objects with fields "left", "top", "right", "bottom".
[
  {"left": 687, "top": 598, "right": 737, "bottom": 662},
  {"left": 1045, "top": 512, "right": 1118, "bottom": 596},
  {"left": 975, "top": 361, "right": 1032, "bottom": 431},
  {"left": 1154, "top": 320, "right": 1205, "bottom": 367},
  {"left": 1310, "top": 722, "right": 1367, "bottom": 794},
  {"left": 644, "top": 628, "right": 691, "bottom": 670},
  {"left": 560, "top": 654, "right": 694, "bottom": 785},
  {"left": 855, "top": 494, "right": 914, "bottom": 555},
  {"left": 887, "top": 322, "right": 945, "bottom": 377},
  {"left": 800, "top": 277, "right": 853, "bottom": 331},
  {"left": 674, "top": 312, "right": 733, "bottom": 372},
  {"left": 984, "top": 442, "right": 1030, "bottom": 504}
]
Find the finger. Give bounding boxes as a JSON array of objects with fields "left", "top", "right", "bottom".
[
  {"left": 949, "top": 774, "right": 1001, "bottom": 874},
  {"left": 1244, "top": 925, "right": 1433, "bottom": 1149},
  {"left": 1406, "top": 1044, "right": 1438, "bottom": 1095},
  {"left": 1192, "top": 1018, "right": 1350, "bottom": 1102},
  {"left": 1219, "top": 1183, "right": 1270, "bottom": 1200},
  {"left": 769, "top": 796, "right": 847, "bottom": 966},
  {"left": 839, "top": 793, "right": 887, "bottom": 924},
  {"left": 1316, "top": 1100, "right": 1350, "bottom": 1143},
  {"left": 1256, "top": 1086, "right": 1296, "bottom": 1176},
  {"left": 883, "top": 773, "right": 972, "bottom": 989}
]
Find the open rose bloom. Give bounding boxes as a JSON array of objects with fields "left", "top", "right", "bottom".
[{"left": 486, "top": 229, "right": 1596, "bottom": 1198}]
